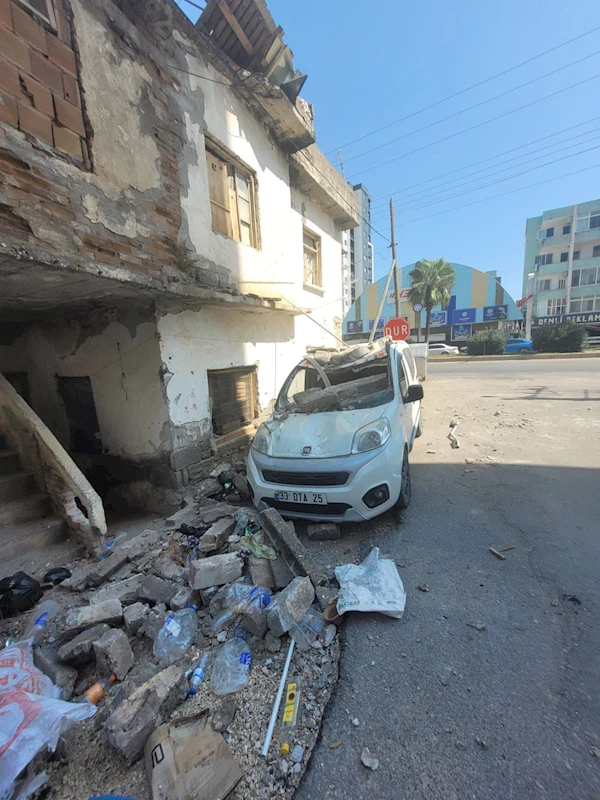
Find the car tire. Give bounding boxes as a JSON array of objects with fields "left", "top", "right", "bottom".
[
  {"left": 396, "top": 448, "right": 412, "bottom": 509},
  {"left": 441, "top": 351, "right": 450, "bottom": 355},
  {"left": 415, "top": 412, "right": 423, "bottom": 438},
  {"left": 519, "top": 347, "right": 530, "bottom": 354}
]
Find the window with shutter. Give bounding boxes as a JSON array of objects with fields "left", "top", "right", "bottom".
[
  {"left": 303, "top": 229, "right": 322, "bottom": 288},
  {"left": 207, "top": 366, "right": 258, "bottom": 437},
  {"left": 205, "top": 142, "right": 258, "bottom": 247}
]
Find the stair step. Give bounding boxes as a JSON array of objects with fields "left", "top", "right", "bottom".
[
  {"left": 0, "top": 470, "right": 35, "bottom": 502},
  {"left": 0, "top": 516, "right": 66, "bottom": 564},
  {"left": 0, "top": 492, "right": 51, "bottom": 527},
  {"left": 0, "top": 450, "right": 21, "bottom": 475}
]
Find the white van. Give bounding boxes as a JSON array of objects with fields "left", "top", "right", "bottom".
[{"left": 247, "top": 339, "right": 423, "bottom": 522}]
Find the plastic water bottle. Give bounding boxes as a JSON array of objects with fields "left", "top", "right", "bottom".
[
  {"left": 98, "top": 531, "right": 127, "bottom": 560},
  {"left": 211, "top": 585, "right": 271, "bottom": 632},
  {"left": 153, "top": 604, "right": 197, "bottom": 665},
  {"left": 23, "top": 599, "right": 59, "bottom": 644},
  {"left": 188, "top": 653, "right": 209, "bottom": 696},
  {"left": 210, "top": 629, "right": 252, "bottom": 695}
]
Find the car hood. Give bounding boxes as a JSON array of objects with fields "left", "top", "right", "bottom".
[{"left": 264, "top": 404, "right": 390, "bottom": 458}]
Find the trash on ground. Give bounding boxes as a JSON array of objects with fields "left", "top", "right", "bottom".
[
  {"left": 335, "top": 547, "right": 406, "bottom": 619},
  {"left": 210, "top": 628, "right": 252, "bottom": 695},
  {"left": 448, "top": 419, "right": 460, "bottom": 449},
  {"left": 489, "top": 547, "right": 506, "bottom": 561},
  {"left": 279, "top": 677, "right": 302, "bottom": 755},
  {"left": 499, "top": 545, "right": 516, "bottom": 552},
  {"left": 145, "top": 709, "right": 242, "bottom": 800},
  {"left": 0, "top": 571, "right": 43, "bottom": 616},
  {"left": 43, "top": 567, "right": 72, "bottom": 586},
  {"left": 417, "top": 584, "right": 430, "bottom": 592},
  {"left": 360, "top": 747, "right": 379, "bottom": 770},
  {"left": 329, "top": 741, "right": 342, "bottom": 749}
]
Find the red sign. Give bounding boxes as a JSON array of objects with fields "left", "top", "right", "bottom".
[{"left": 384, "top": 317, "right": 410, "bottom": 341}]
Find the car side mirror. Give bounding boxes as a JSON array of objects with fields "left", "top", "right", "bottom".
[{"left": 404, "top": 383, "right": 424, "bottom": 403}]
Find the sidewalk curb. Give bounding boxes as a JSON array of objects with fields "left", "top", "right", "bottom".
[{"left": 429, "top": 351, "right": 600, "bottom": 363}]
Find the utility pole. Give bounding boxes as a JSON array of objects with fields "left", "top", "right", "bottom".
[
  {"left": 338, "top": 149, "right": 345, "bottom": 180},
  {"left": 390, "top": 198, "right": 400, "bottom": 317}
]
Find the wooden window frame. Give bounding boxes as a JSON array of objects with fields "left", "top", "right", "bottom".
[
  {"left": 205, "top": 134, "right": 260, "bottom": 249},
  {"left": 15, "top": 0, "right": 57, "bottom": 30},
  {"left": 207, "top": 365, "right": 259, "bottom": 438},
  {"left": 303, "top": 227, "right": 323, "bottom": 291}
]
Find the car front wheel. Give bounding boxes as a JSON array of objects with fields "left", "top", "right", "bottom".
[{"left": 396, "top": 448, "right": 412, "bottom": 509}]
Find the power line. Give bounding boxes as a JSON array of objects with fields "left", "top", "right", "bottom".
[
  {"left": 348, "top": 71, "right": 600, "bottom": 180},
  {"left": 377, "top": 140, "right": 600, "bottom": 218},
  {"left": 369, "top": 129, "right": 600, "bottom": 223},
  {"left": 368, "top": 115, "right": 600, "bottom": 208},
  {"left": 345, "top": 48, "right": 600, "bottom": 169},
  {"left": 326, "top": 25, "right": 600, "bottom": 156},
  {"left": 394, "top": 162, "right": 600, "bottom": 229}
]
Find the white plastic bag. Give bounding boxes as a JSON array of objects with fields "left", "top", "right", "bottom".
[
  {"left": 335, "top": 547, "right": 406, "bottom": 618},
  {"left": 0, "top": 642, "right": 95, "bottom": 800}
]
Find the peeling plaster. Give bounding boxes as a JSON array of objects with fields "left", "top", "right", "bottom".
[{"left": 82, "top": 194, "right": 152, "bottom": 238}]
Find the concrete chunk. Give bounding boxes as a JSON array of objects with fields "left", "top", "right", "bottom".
[
  {"left": 85, "top": 551, "right": 129, "bottom": 587},
  {"left": 259, "top": 508, "right": 328, "bottom": 590},
  {"left": 104, "top": 665, "right": 188, "bottom": 764},
  {"left": 249, "top": 555, "right": 276, "bottom": 589},
  {"left": 34, "top": 647, "right": 77, "bottom": 700},
  {"left": 197, "top": 502, "right": 250, "bottom": 526},
  {"left": 60, "top": 599, "right": 123, "bottom": 640},
  {"left": 170, "top": 587, "right": 196, "bottom": 611},
  {"left": 57, "top": 623, "right": 111, "bottom": 665},
  {"left": 190, "top": 552, "right": 243, "bottom": 590},
  {"left": 194, "top": 477, "right": 222, "bottom": 499},
  {"left": 123, "top": 602, "right": 150, "bottom": 636},
  {"left": 233, "top": 474, "right": 251, "bottom": 498},
  {"left": 242, "top": 602, "right": 268, "bottom": 638},
  {"left": 93, "top": 628, "right": 134, "bottom": 680},
  {"left": 153, "top": 555, "right": 186, "bottom": 584},
  {"left": 118, "top": 529, "right": 163, "bottom": 560},
  {"left": 198, "top": 517, "right": 236, "bottom": 553},
  {"left": 306, "top": 523, "right": 341, "bottom": 541},
  {"left": 90, "top": 574, "right": 144, "bottom": 607},
  {"left": 138, "top": 574, "right": 179, "bottom": 605},
  {"left": 267, "top": 577, "right": 315, "bottom": 637}
]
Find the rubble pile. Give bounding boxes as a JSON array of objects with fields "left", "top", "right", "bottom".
[{"left": 0, "top": 460, "right": 342, "bottom": 800}]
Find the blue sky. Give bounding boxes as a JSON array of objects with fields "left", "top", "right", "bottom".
[{"left": 178, "top": 0, "right": 600, "bottom": 300}]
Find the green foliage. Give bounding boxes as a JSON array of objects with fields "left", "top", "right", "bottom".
[
  {"left": 172, "top": 239, "right": 199, "bottom": 275},
  {"left": 407, "top": 258, "right": 456, "bottom": 311},
  {"left": 531, "top": 323, "right": 586, "bottom": 353},
  {"left": 466, "top": 330, "right": 507, "bottom": 355}
]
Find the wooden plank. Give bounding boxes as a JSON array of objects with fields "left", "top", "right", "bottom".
[
  {"left": 206, "top": 151, "right": 232, "bottom": 238},
  {"left": 217, "top": 0, "right": 255, "bottom": 56}
]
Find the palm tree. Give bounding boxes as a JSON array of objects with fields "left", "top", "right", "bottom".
[{"left": 408, "top": 259, "right": 456, "bottom": 344}]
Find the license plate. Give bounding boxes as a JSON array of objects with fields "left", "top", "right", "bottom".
[{"left": 274, "top": 491, "right": 327, "bottom": 505}]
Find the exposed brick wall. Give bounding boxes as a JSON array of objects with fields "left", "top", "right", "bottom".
[{"left": 0, "top": 0, "right": 88, "bottom": 164}]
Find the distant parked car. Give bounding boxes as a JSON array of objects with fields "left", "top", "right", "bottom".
[
  {"left": 504, "top": 337, "right": 534, "bottom": 354},
  {"left": 428, "top": 343, "right": 460, "bottom": 356}
]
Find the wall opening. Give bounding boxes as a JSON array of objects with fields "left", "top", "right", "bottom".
[
  {"left": 57, "top": 376, "right": 102, "bottom": 454},
  {"left": 208, "top": 366, "right": 258, "bottom": 437}
]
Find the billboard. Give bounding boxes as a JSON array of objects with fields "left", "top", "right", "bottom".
[
  {"left": 368, "top": 318, "right": 386, "bottom": 331},
  {"left": 386, "top": 288, "right": 411, "bottom": 305},
  {"left": 483, "top": 304, "right": 508, "bottom": 321},
  {"left": 347, "top": 320, "right": 363, "bottom": 333},
  {"left": 452, "top": 323, "right": 472, "bottom": 341},
  {"left": 453, "top": 308, "right": 475, "bottom": 324},
  {"left": 429, "top": 311, "right": 447, "bottom": 326}
]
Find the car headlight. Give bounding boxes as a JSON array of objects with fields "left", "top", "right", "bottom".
[
  {"left": 351, "top": 418, "right": 391, "bottom": 454},
  {"left": 252, "top": 423, "right": 271, "bottom": 455}
]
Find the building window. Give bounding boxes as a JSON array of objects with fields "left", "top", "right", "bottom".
[
  {"left": 303, "top": 229, "right": 322, "bottom": 288},
  {"left": 207, "top": 366, "right": 258, "bottom": 437},
  {"left": 563, "top": 224, "right": 571, "bottom": 235},
  {"left": 570, "top": 295, "right": 600, "bottom": 313},
  {"left": 546, "top": 297, "right": 566, "bottom": 315},
  {"left": 534, "top": 254, "right": 553, "bottom": 267},
  {"left": 558, "top": 278, "right": 566, "bottom": 289},
  {"left": 580, "top": 266, "right": 599, "bottom": 286},
  {"left": 576, "top": 211, "right": 600, "bottom": 232},
  {"left": 537, "top": 227, "right": 554, "bottom": 240},
  {"left": 573, "top": 250, "right": 581, "bottom": 260},
  {"left": 593, "top": 245, "right": 600, "bottom": 258},
  {"left": 536, "top": 279, "right": 551, "bottom": 291},
  {"left": 205, "top": 143, "right": 258, "bottom": 248},
  {"left": 15, "top": 0, "right": 56, "bottom": 28},
  {"left": 560, "top": 252, "right": 569, "bottom": 262}
]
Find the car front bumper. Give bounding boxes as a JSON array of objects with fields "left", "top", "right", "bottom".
[{"left": 247, "top": 443, "right": 403, "bottom": 522}]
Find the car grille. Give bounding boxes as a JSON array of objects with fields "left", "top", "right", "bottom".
[
  {"left": 262, "top": 470, "right": 350, "bottom": 487},
  {"left": 262, "top": 498, "right": 351, "bottom": 516}
]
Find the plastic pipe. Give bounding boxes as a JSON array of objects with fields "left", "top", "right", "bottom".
[{"left": 261, "top": 638, "right": 295, "bottom": 757}]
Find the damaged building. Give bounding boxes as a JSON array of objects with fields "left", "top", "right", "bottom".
[{"left": 0, "top": 0, "right": 359, "bottom": 546}]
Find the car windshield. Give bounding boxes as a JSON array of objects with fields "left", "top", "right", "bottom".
[{"left": 277, "top": 348, "right": 394, "bottom": 413}]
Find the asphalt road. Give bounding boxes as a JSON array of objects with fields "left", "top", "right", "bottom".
[{"left": 297, "top": 358, "right": 600, "bottom": 800}]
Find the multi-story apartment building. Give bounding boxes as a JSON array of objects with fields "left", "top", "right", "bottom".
[
  {"left": 341, "top": 183, "right": 373, "bottom": 315},
  {"left": 0, "top": 0, "right": 359, "bottom": 535},
  {"left": 523, "top": 200, "right": 600, "bottom": 326}
]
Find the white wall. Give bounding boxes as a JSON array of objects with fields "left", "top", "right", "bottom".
[{"left": 0, "top": 320, "right": 169, "bottom": 460}]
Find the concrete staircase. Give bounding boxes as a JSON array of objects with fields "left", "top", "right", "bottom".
[{"left": 0, "top": 434, "right": 52, "bottom": 527}]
